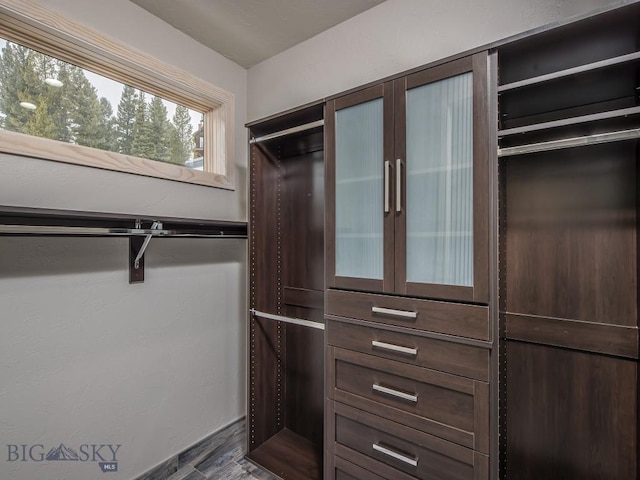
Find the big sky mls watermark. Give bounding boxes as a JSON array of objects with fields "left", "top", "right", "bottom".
[{"left": 7, "top": 442, "right": 121, "bottom": 472}]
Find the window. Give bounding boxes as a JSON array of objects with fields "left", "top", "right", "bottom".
[
  {"left": 0, "top": 38, "right": 205, "bottom": 169},
  {"left": 0, "top": 0, "right": 235, "bottom": 189}
]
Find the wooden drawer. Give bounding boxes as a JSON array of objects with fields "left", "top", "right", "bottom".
[
  {"left": 328, "top": 347, "right": 489, "bottom": 453},
  {"left": 327, "top": 289, "right": 489, "bottom": 340},
  {"left": 327, "top": 318, "right": 489, "bottom": 381},
  {"left": 327, "top": 455, "right": 388, "bottom": 480},
  {"left": 329, "top": 401, "right": 489, "bottom": 480}
]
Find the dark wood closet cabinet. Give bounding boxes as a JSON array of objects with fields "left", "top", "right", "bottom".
[
  {"left": 497, "top": 4, "right": 640, "bottom": 479},
  {"left": 247, "top": 3, "right": 640, "bottom": 479},
  {"left": 246, "top": 104, "right": 325, "bottom": 480},
  {"left": 325, "top": 52, "right": 493, "bottom": 480}
]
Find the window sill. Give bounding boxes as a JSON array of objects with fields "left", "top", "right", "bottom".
[{"left": 0, "top": 129, "right": 233, "bottom": 190}]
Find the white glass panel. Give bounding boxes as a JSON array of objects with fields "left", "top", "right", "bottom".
[
  {"left": 406, "top": 72, "right": 473, "bottom": 286},
  {"left": 335, "top": 98, "right": 384, "bottom": 280}
]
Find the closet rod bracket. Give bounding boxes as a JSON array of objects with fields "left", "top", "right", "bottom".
[{"left": 130, "top": 221, "right": 161, "bottom": 284}]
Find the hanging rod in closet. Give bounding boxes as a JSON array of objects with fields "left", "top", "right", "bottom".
[
  {"left": 0, "top": 206, "right": 247, "bottom": 237},
  {"left": 250, "top": 309, "right": 325, "bottom": 330},
  {"left": 0, "top": 206, "right": 247, "bottom": 284},
  {"left": 498, "top": 128, "right": 640, "bottom": 157},
  {"left": 0, "top": 224, "right": 247, "bottom": 237},
  {"left": 249, "top": 119, "right": 324, "bottom": 144}
]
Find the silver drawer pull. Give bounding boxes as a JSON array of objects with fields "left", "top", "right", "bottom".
[
  {"left": 371, "top": 340, "right": 417, "bottom": 356},
  {"left": 372, "top": 443, "right": 418, "bottom": 467},
  {"left": 373, "top": 384, "right": 418, "bottom": 403},
  {"left": 371, "top": 306, "right": 417, "bottom": 319}
]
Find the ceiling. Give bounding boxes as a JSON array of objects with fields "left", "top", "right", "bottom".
[{"left": 130, "top": 0, "right": 387, "bottom": 68}]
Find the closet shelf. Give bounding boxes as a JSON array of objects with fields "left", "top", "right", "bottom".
[
  {"left": 0, "top": 206, "right": 247, "bottom": 283},
  {"left": 498, "top": 105, "right": 640, "bottom": 137},
  {"left": 502, "top": 311, "right": 638, "bottom": 359},
  {"left": 246, "top": 428, "right": 322, "bottom": 480},
  {"left": 497, "top": 50, "right": 640, "bottom": 93}
]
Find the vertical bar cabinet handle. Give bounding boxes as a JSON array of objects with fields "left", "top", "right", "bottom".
[
  {"left": 384, "top": 160, "right": 391, "bottom": 213},
  {"left": 396, "top": 158, "right": 402, "bottom": 212}
]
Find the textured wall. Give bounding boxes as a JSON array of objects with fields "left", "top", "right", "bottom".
[
  {"left": 0, "top": 1, "right": 248, "bottom": 479},
  {"left": 0, "top": 238, "right": 246, "bottom": 480},
  {"left": 247, "top": 0, "right": 616, "bottom": 121}
]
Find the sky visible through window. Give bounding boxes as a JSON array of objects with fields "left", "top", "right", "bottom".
[{"left": 0, "top": 38, "right": 204, "bottom": 169}]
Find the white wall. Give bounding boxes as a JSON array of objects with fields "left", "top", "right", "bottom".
[
  {"left": 248, "top": 0, "right": 615, "bottom": 121},
  {"left": 0, "top": 1, "right": 248, "bottom": 479},
  {"left": 0, "top": 238, "right": 246, "bottom": 480}
]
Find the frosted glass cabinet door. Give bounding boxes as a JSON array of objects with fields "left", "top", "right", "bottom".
[
  {"left": 335, "top": 98, "right": 383, "bottom": 279},
  {"left": 406, "top": 73, "right": 473, "bottom": 286},
  {"left": 395, "top": 53, "right": 489, "bottom": 303},
  {"left": 327, "top": 53, "right": 489, "bottom": 301},
  {"left": 327, "top": 84, "right": 394, "bottom": 292}
]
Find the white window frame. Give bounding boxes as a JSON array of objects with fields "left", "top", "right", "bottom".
[{"left": 0, "top": 0, "right": 235, "bottom": 189}]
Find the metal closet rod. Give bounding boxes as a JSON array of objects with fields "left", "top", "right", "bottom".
[
  {"left": 0, "top": 224, "right": 247, "bottom": 237},
  {"left": 0, "top": 222, "right": 247, "bottom": 284},
  {"left": 250, "top": 309, "right": 325, "bottom": 330},
  {"left": 0, "top": 207, "right": 248, "bottom": 284},
  {"left": 249, "top": 119, "right": 324, "bottom": 144},
  {"left": 498, "top": 128, "right": 640, "bottom": 157},
  {"left": 0, "top": 206, "right": 248, "bottom": 238}
]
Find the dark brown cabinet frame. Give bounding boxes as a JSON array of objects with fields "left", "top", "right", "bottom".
[
  {"left": 248, "top": 4, "right": 640, "bottom": 480},
  {"left": 324, "top": 51, "right": 495, "bottom": 480},
  {"left": 326, "top": 54, "right": 490, "bottom": 304}
]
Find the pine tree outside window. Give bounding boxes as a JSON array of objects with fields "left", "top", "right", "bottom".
[
  {"left": 0, "top": 39, "right": 203, "bottom": 169},
  {"left": 0, "top": 0, "right": 235, "bottom": 189}
]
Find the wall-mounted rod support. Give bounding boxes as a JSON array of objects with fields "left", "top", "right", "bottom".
[
  {"left": 249, "top": 119, "right": 324, "bottom": 144},
  {"left": 130, "top": 221, "right": 162, "bottom": 284},
  {"left": 0, "top": 206, "right": 248, "bottom": 285},
  {"left": 133, "top": 221, "right": 161, "bottom": 269}
]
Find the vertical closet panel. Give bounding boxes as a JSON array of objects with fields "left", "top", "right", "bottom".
[
  {"left": 285, "top": 324, "right": 324, "bottom": 447},
  {"left": 504, "top": 144, "right": 637, "bottom": 326},
  {"left": 281, "top": 151, "right": 325, "bottom": 449},
  {"left": 506, "top": 342, "right": 638, "bottom": 480},
  {"left": 282, "top": 151, "right": 325, "bottom": 322},
  {"left": 249, "top": 145, "right": 284, "bottom": 450},
  {"left": 502, "top": 143, "right": 640, "bottom": 478}
]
